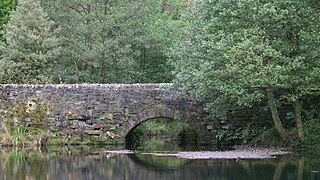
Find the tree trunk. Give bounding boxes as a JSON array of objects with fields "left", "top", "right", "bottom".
[
  {"left": 292, "top": 95, "right": 304, "bottom": 140},
  {"left": 100, "top": 51, "right": 106, "bottom": 83},
  {"left": 266, "top": 89, "right": 287, "bottom": 139},
  {"left": 74, "top": 61, "right": 79, "bottom": 83}
]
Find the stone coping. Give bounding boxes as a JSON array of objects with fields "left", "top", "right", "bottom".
[{"left": 0, "top": 83, "right": 173, "bottom": 90}]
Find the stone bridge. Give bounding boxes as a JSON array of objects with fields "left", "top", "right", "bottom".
[{"left": 0, "top": 84, "right": 219, "bottom": 144}]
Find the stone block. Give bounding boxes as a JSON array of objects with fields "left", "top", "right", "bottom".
[
  {"left": 78, "top": 121, "right": 94, "bottom": 130},
  {"left": 74, "top": 129, "right": 85, "bottom": 135},
  {"left": 84, "top": 130, "right": 103, "bottom": 135},
  {"left": 221, "top": 125, "right": 229, "bottom": 130},
  {"left": 94, "top": 123, "right": 107, "bottom": 129},
  {"left": 206, "top": 125, "right": 213, "bottom": 130},
  {"left": 220, "top": 120, "right": 227, "bottom": 125},
  {"left": 70, "top": 120, "right": 79, "bottom": 129},
  {"left": 61, "top": 121, "right": 70, "bottom": 128},
  {"left": 86, "top": 119, "right": 100, "bottom": 125}
]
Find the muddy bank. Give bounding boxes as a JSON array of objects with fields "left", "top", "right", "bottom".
[{"left": 105, "top": 148, "right": 290, "bottom": 159}]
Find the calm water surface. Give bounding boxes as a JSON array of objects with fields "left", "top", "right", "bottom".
[{"left": 0, "top": 146, "right": 319, "bottom": 180}]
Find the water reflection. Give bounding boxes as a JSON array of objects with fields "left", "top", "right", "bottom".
[
  {"left": 129, "top": 154, "right": 191, "bottom": 170},
  {"left": 0, "top": 147, "right": 320, "bottom": 180}
]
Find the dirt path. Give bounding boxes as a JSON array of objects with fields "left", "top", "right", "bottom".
[{"left": 105, "top": 148, "right": 290, "bottom": 159}]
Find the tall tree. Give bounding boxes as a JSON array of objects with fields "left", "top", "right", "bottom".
[
  {"left": 0, "top": 0, "right": 61, "bottom": 84},
  {"left": 0, "top": 0, "right": 17, "bottom": 42},
  {"left": 172, "top": 0, "right": 320, "bottom": 140},
  {"left": 41, "top": 0, "right": 187, "bottom": 83}
]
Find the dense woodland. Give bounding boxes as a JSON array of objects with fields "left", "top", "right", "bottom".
[{"left": 0, "top": 0, "right": 320, "bottom": 146}]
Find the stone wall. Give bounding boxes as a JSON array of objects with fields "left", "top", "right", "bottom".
[{"left": 0, "top": 84, "right": 219, "bottom": 144}]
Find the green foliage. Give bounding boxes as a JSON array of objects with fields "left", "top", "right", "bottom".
[
  {"left": 216, "top": 126, "right": 283, "bottom": 147},
  {"left": 171, "top": 0, "right": 320, "bottom": 139},
  {"left": 110, "top": 125, "right": 117, "bottom": 132},
  {"left": 216, "top": 124, "right": 267, "bottom": 146},
  {"left": 301, "top": 113, "right": 320, "bottom": 146},
  {"left": 0, "top": 0, "right": 17, "bottom": 42},
  {"left": 232, "top": 124, "right": 264, "bottom": 144},
  {"left": 282, "top": 93, "right": 320, "bottom": 147},
  {"left": 0, "top": 0, "right": 61, "bottom": 84},
  {"left": 256, "top": 128, "right": 283, "bottom": 145},
  {"left": 0, "top": 0, "right": 191, "bottom": 84},
  {"left": 126, "top": 118, "right": 197, "bottom": 149},
  {"left": 40, "top": 0, "right": 187, "bottom": 84},
  {"left": 99, "top": 115, "right": 107, "bottom": 121},
  {"left": 133, "top": 118, "right": 191, "bottom": 138},
  {"left": 0, "top": 100, "right": 52, "bottom": 147}
]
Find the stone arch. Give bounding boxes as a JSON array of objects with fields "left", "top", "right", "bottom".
[{"left": 122, "top": 105, "right": 193, "bottom": 138}]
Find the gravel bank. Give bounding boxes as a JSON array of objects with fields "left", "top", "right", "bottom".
[{"left": 105, "top": 148, "right": 290, "bottom": 159}]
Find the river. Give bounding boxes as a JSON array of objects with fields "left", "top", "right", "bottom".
[{"left": 0, "top": 145, "right": 319, "bottom": 180}]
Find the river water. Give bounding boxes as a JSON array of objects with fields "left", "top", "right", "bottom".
[{"left": 0, "top": 146, "right": 319, "bottom": 180}]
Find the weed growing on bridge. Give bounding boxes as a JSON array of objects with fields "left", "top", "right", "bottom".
[{"left": 0, "top": 100, "right": 53, "bottom": 147}]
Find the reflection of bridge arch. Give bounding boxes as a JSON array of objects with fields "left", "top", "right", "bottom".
[{"left": 128, "top": 153, "right": 191, "bottom": 170}]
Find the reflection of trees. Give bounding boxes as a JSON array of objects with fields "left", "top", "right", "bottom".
[
  {"left": 238, "top": 156, "right": 308, "bottom": 180},
  {"left": 0, "top": 147, "right": 124, "bottom": 180},
  {"left": 128, "top": 153, "right": 191, "bottom": 170},
  {"left": 0, "top": 148, "right": 318, "bottom": 180},
  {"left": 272, "top": 158, "right": 288, "bottom": 180},
  {"left": 0, "top": 148, "right": 45, "bottom": 180},
  {"left": 297, "top": 158, "right": 304, "bottom": 180},
  {"left": 271, "top": 157, "right": 305, "bottom": 180}
]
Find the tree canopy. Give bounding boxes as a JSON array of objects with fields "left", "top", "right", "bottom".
[
  {"left": 172, "top": 0, "right": 320, "bottom": 140},
  {"left": 39, "top": 0, "right": 189, "bottom": 83},
  {"left": 0, "top": 0, "right": 17, "bottom": 42},
  {"left": 0, "top": 0, "right": 61, "bottom": 83}
]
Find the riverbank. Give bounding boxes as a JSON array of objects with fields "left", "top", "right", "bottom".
[{"left": 105, "top": 147, "right": 290, "bottom": 159}]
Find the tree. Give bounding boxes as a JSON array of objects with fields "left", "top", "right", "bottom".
[
  {"left": 0, "top": 0, "right": 17, "bottom": 42},
  {"left": 41, "top": 0, "right": 187, "bottom": 84},
  {"left": 0, "top": 0, "right": 61, "bottom": 84},
  {"left": 172, "top": 0, "right": 320, "bottom": 140}
]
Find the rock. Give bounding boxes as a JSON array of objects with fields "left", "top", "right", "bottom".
[
  {"left": 220, "top": 120, "right": 227, "bottom": 125},
  {"left": 61, "top": 121, "right": 70, "bottom": 128},
  {"left": 67, "top": 114, "right": 91, "bottom": 121},
  {"left": 222, "top": 124, "right": 236, "bottom": 130},
  {"left": 94, "top": 123, "right": 106, "bottom": 129},
  {"left": 98, "top": 134, "right": 110, "bottom": 141},
  {"left": 44, "top": 117, "right": 56, "bottom": 126},
  {"left": 106, "top": 131, "right": 116, "bottom": 139},
  {"left": 84, "top": 130, "right": 103, "bottom": 135},
  {"left": 78, "top": 121, "right": 94, "bottom": 130},
  {"left": 86, "top": 119, "right": 100, "bottom": 125},
  {"left": 62, "top": 129, "right": 73, "bottom": 135},
  {"left": 49, "top": 126, "right": 59, "bottom": 132},
  {"left": 222, "top": 125, "right": 229, "bottom": 130},
  {"left": 78, "top": 114, "right": 91, "bottom": 121},
  {"left": 74, "top": 129, "right": 85, "bottom": 135},
  {"left": 70, "top": 120, "right": 79, "bottom": 129}
]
